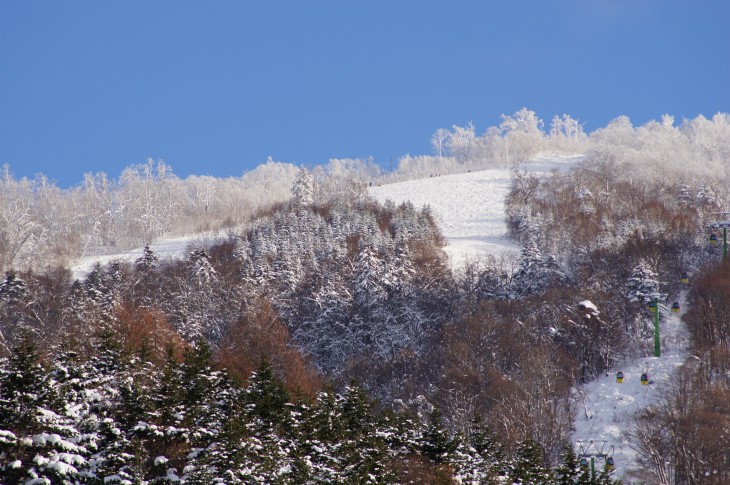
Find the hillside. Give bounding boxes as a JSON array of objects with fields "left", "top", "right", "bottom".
[
  {"left": 65, "top": 153, "right": 692, "bottom": 482},
  {"left": 371, "top": 154, "right": 692, "bottom": 483}
]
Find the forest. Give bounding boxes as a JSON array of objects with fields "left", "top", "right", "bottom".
[{"left": 1, "top": 109, "right": 729, "bottom": 483}]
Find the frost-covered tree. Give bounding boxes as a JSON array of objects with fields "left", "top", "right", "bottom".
[
  {"left": 292, "top": 167, "right": 314, "bottom": 208},
  {"left": 510, "top": 241, "right": 567, "bottom": 298},
  {"left": 431, "top": 127, "right": 450, "bottom": 157},
  {"left": 626, "top": 261, "right": 659, "bottom": 304}
]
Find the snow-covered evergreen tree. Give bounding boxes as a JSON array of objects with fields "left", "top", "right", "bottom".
[
  {"left": 510, "top": 240, "right": 567, "bottom": 298},
  {"left": 625, "top": 261, "right": 659, "bottom": 303},
  {"left": 292, "top": 167, "right": 314, "bottom": 208}
]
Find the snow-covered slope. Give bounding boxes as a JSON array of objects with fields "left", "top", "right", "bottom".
[
  {"left": 369, "top": 154, "right": 582, "bottom": 267},
  {"left": 572, "top": 295, "right": 689, "bottom": 481},
  {"left": 71, "top": 154, "right": 581, "bottom": 279},
  {"left": 70, "top": 232, "right": 228, "bottom": 281}
]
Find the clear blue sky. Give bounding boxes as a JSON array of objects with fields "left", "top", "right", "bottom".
[{"left": 2, "top": 0, "right": 728, "bottom": 187}]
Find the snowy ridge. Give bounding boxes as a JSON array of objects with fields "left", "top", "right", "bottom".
[{"left": 572, "top": 293, "right": 689, "bottom": 482}]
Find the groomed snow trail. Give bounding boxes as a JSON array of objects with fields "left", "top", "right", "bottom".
[
  {"left": 572, "top": 295, "right": 689, "bottom": 482},
  {"left": 369, "top": 154, "right": 583, "bottom": 268}
]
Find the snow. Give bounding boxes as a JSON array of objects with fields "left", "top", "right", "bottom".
[
  {"left": 70, "top": 154, "right": 579, "bottom": 278},
  {"left": 369, "top": 154, "right": 582, "bottom": 268},
  {"left": 579, "top": 300, "right": 599, "bottom": 313},
  {"left": 572, "top": 294, "right": 689, "bottom": 482},
  {"left": 154, "top": 455, "right": 169, "bottom": 466}
]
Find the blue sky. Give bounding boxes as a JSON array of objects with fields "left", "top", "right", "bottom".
[{"left": 1, "top": 1, "right": 728, "bottom": 187}]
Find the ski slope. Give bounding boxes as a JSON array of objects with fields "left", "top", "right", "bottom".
[
  {"left": 369, "top": 154, "right": 582, "bottom": 268},
  {"left": 572, "top": 295, "right": 689, "bottom": 482}
]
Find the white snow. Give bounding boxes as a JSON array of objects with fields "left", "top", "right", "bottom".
[
  {"left": 369, "top": 154, "right": 582, "bottom": 268},
  {"left": 579, "top": 300, "right": 599, "bottom": 313},
  {"left": 154, "top": 455, "right": 169, "bottom": 466}
]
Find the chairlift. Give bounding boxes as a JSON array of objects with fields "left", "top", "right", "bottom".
[
  {"left": 616, "top": 371, "right": 624, "bottom": 383},
  {"left": 606, "top": 456, "right": 615, "bottom": 469},
  {"left": 640, "top": 373, "right": 649, "bottom": 385},
  {"left": 710, "top": 233, "right": 719, "bottom": 245},
  {"left": 672, "top": 301, "right": 680, "bottom": 313},
  {"left": 648, "top": 300, "right": 658, "bottom": 313},
  {"left": 680, "top": 272, "right": 689, "bottom": 284},
  {"left": 580, "top": 457, "right": 588, "bottom": 467}
]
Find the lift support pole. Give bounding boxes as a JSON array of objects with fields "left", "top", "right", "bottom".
[{"left": 654, "top": 296, "right": 660, "bottom": 358}]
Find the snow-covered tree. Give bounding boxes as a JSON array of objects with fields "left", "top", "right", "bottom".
[
  {"left": 626, "top": 261, "right": 659, "bottom": 304},
  {"left": 292, "top": 167, "right": 314, "bottom": 208}
]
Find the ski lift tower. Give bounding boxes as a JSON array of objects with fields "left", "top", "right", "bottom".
[
  {"left": 577, "top": 440, "right": 614, "bottom": 479},
  {"left": 710, "top": 212, "right": 730, "bottom": 260},
  {"left": 649, "top": 292, "right": 663, "bottom": 357}
]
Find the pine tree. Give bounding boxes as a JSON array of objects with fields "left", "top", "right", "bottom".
[
  {"left": 510, "top": 438, "right": 552, "bottom": 484},
  {"left": 626, "top": 261, "right": 659, "bottom": 303},
  {"left": 339, "top": 384, "right": 390, "bottom": 483},
  {"left": 554, "top": 442, "right": 581, "bottom": 484},
  {"left": 0, "top": 270, "right": 29, "bottom": 350},
  {"left": 292, "top": 167, "right": 314, "bottom": 208},
  {"left": 136, "top": 245, "right": 159, "bottom": 272},
  {"left": 0, "top": 341, "right": 89, "bottom": 484},
  {"left": 421, "top": 408, "right": 457, "bottom": 465},
  {"left": 244, "top": 357, "right": 291, "bottom": 429},
  {"left": 469, "top": 415, "right": 506, "bottom": 477},
  {"left": 511, "top": 240, "right": 567, "bottom": 298}
]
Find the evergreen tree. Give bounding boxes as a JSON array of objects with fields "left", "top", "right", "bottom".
[
  {"left": 554, "top": 442, "right": 581, "bottom": 484},
  {"left": 292, "top": 167, "right": 314, "bottom": 207},
  {"left": 626, "top": 261, "right": 659, "bottom": 304},
  {"left": 244, "top": 357, "right": 291, "bottom": 429},
  {"left": 0, "top": 270, "right": 29, "bottom": 349},
  {"left": 510, "top": 438, "right": 552, "bottom": 484},
  {"left": 136, "top": 245, "right": 159, "bottom": 272},
  {"left": 0, "top": 341, "right": 89, "bottom": 484},
  {"left": 511, "top": 240, "right": 567, "bottom": 298},
  {"left": 421, "top": 408, "right": 457, "bottom": 465},
  {"left": 469, "top": 415, "right": 506, "bottom": 478}
]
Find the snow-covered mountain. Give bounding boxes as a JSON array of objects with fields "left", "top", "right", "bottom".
[{"left": 68, "top": 153, "right": 690, "bottom": 482}]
